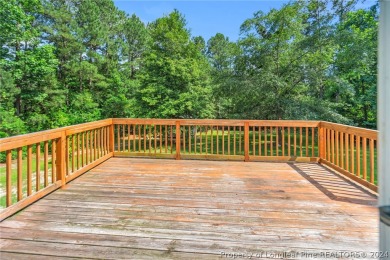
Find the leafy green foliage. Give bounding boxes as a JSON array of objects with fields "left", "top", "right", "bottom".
[
  {"left": 135, "top": 11, "right": 214, "bottom": 118},
  {"left": 0, "top": 0, "right": 378, "bottom": 141}
]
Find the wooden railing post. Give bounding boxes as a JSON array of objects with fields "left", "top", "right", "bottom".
[
  {"left": 109, "top": 120, "right": 114, "bottom": 155},
  {"left": 318, "top": 124, "right": 326, "bottom": 160},
  {"left": 176, "top": 121, "right": 181, "bottom": 160},
  {"left": 244, "top": 121, "right": 249, "bottom": 162},
  {"left": 56, "top": 132, "right": 66, "bottom": 186}
]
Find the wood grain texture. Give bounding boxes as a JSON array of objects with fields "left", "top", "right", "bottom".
[{"left": 0, "top": 158, "right": 378, "bottom": 258}]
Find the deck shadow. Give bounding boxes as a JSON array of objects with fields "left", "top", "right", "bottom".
[{"left": 288, "top": 162, "right": 377, "bottom": 206}]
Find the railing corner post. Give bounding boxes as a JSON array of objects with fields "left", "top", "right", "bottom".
[
  {"left": 244, "top": 121, "right": 249, "bottom": 162},
  {"left": 56, "top": 132, "right": 66, "bottom": 186},
  {"left": 176, "top": 121, "right": 181, "bottom": 160}
]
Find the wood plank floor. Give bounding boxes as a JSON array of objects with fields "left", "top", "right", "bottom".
[{"left": 0, "top": 158, "right": 378, "bottom": 259}]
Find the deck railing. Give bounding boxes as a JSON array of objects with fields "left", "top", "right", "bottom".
[
  {"left": 0, "top": 118, "right": 378, "bottom": 220},
  {"left": 319, "top": 122, "right": 378, "bottom": 192}
]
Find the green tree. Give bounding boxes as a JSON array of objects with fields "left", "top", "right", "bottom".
[
  {"left": 332, "top": 6, "right": 378, "bottom": 128},
  {"left": 135, "top": 10, "right": 214, "bottom": 118},
  {"left": 207, "top": 33, "right": 240, "bottom": 118}
]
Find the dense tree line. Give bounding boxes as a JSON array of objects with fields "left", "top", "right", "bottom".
[{"left": 0, "top": 0, "right": 378, "bottom": 138}]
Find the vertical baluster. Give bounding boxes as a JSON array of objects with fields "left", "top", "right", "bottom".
[
  {"left": 270, "top": 127, "right": 273, "bottom": 156},
  {"left": 66, "top": 137, "right": 69, "bottom": 175},
  {"left": 35, "top": 143, "right": 41, "bottom": 191},
  {"left": 264, "top": 127, "right": 268, "bottom": 156},
  {"left": 148, "top": 125, "right": 152, "bottom": 154},
  {"left": 210, "top": 125, "right": 213, "bottom": 154},
  {"left": 305, "top": 127, "right": 308, "bottom": 157},
  {"left": 356, "top": 136, "right": 361, "bottom": 177},
  {"left": 189, "top": 126, "right": 192, "bottom": 154},
  {"left": 96, "top": 130, "right": 99, "bottom": 159},
  {"left": 86, "top": 131, "right": 89, "bottom": 165},
  {"left": 216, "top": 126, "right": 219, "bottom": 154},
  {"left": 340, "top": 133, "right": 344, "bottom": 168},
  {"left": 121, "top": 125, "right": 125, "bottom": 153},
  {"left": 81, "top": 132, "right": 85, "bottom": 167},
  {"left": 93, "top": 129, "right": 96, "bottom": 161},
  {"left": 311, "top": 127, "right": 315, "bottom": 157},
  {"left": 127, "top": 125, "right": 131, "bottom": 152},
  {"left": 160, "top": 125, "right": 163, "bottom": 154},
  {"left": 221, "top": 126, "right": 225, "bottom": 155},
  {"left": 331, "top": 130, "right": 335, "bottom": 163},
  {"left": 326, "top": 129, "right": 330, "bottom": 161},
  {"left": 154, "top": 125, "right": 157, "bottom": 155},
  {"left": 101, "top": 128, "right": 104, "bottom": 155},
  {"left": 101, "top": 128, "right": 104, "bottom": 156},
  {"left": 258, "top": 127, "right": 262, "bottom": 156},
  {"left": 299, "top": 127, "right": 302, "bottom": 157},
  {"left": 175, "top": 121, "right": 181, "bottom": 160},
  {"left": 133, "top": 124, "right": 137, "bottom": 152},
  {"left": 77, "top": 134, "right": 81, "bottom": 169},
  {"left": 6, "top": 150, "right": 12, "bottom": 206},
  {"left": 165, "top": 125, "right": 168, "bottom": 153},
  {"left": 276, "top": 126, "right": 279, "bottom": 156},
  {"left": 51, "top": 141, "right": 56, "bottom": 183},
  {"left": 104, "top": 127, "right": 107, "bottom": 155},
  {"left": 182, "top": 126, "right": 186, "bottom": 154},
  {"left": 90, "top": 131, "right": 93, "bottom": 162},
  {"left": 363, "top": 137, "right": 367, "bottom": 181},
  {"left": 193, "top": 126, "right": 196, "bottom": 154},
  {"left": 281, "top": 127, "right": 285, "bottom": 156},
  {"left": 294, "top": 127, "right": 297, "bottom": 156},
  {"left": 288, "top": 127, "right": 291, "bottom": 156},
  {"left": 239, "top": 126, "right": 242, "bottom": 154},
  {"left": 336, "top": 131, "right": 339, "bottom": 165},
  {"left": 345, "top": 133, "right": 349, "bottom": 171},
  {"left": 27, "top": 145, "right": 32, "bottom": 195},
  {"left": 233, "top": 126, "right": 236, "bottom": 155},
  {"left": 107, "top": 126, "right": 109, "bottom": 154},
  {"left": 92, "top": 131, "right": 95, "bottom": 161},
  {"left": 100, "top": 128, "right": 103, "bottom": 156},
  {"left": 350, "top": 134, "right": 355, "bottom": 174},
  {"left": 71, "top": 136, "right": 75, "bottom": 172},
  {"left": 44, "top": 141, "right": 49, "bottom": 187},
  {"left": 139, "top": 125, "right": 142, "bottom": 152},
  {"left": 117, "top": 125, "right": 120, "bottom": 153},
  {"left": 143, "top": 125, "right": 148, "bottom": 153},
  {"left": 369, "top": 139, "right": 375, "bottom": 183},
  {"left": 206, "top": 126, "right": 209, "bottom": 154},
  {"left": 170, "top": 125, "right": 173, "bottom": 154},
  {"left": 17, "top": 148, "right": 22, "bottom": 201}
]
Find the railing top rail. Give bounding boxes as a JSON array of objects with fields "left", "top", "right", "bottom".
[
  {"left": 0, "top": 119, "right": 112, "bottom": 151},
  {"left": 320, "top": 121, "right": 378, "bottom": 140},
  {"left": 112, "top": 118, "right": 321, "bottom": 127}
]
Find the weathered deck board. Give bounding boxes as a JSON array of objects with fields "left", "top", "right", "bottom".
[{"left": 0, "top": 158, "right": 378, "bottom": 259}]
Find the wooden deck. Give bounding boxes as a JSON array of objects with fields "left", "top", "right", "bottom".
[{"left": 0, "top": 158, "right": 378, "bottom": 259}]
